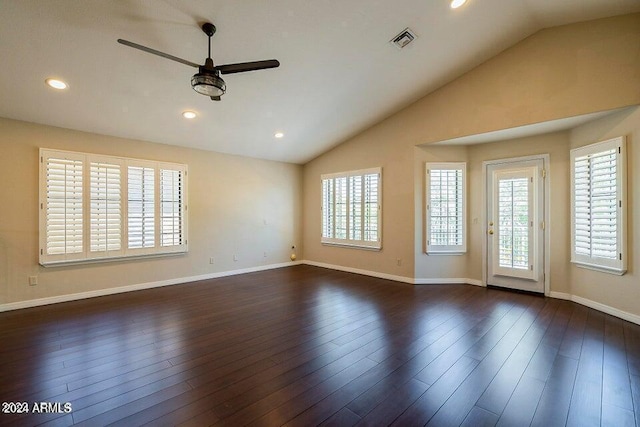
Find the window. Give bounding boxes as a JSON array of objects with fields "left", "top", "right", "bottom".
[
  {"left": 570, "top": 136, "right": 626, "bottom": 275},
  {"left": 426, "top": 163, "right": 466, "bottom": 254},
  {"left": 40, "top": 149, "right": 188, "bottom": 265},
  {"left": 321, "top": 168, "right": 381, "bottom": 249}
]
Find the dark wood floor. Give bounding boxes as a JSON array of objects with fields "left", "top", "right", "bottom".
[{"left": 1, "top": 265, "right": 639, "bottom": 427}]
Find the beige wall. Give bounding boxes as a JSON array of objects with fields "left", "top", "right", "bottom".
[
  {"left": 0, "top": 118, "right": 303, "bottom": 304},
  {"left": 568, "top": 106, "right": 640, "bottom": 316},
  {"left": 303, "top": 14, "right": 640, "bottom": 281}
]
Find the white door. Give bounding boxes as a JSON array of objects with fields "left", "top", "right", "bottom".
[{"left": 486, "top": 158, "right": 545, "bottom": 293}]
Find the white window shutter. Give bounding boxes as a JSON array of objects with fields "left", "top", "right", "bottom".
[
  {"left": 363, "top": 172, "right": 379, "bottom": 242},
  {"left": 42, "top": 153, "right": 85, "bottom": 263},
  {"left": 349, "top": 175, "right": 362, "bottom": 241},
  {"left": 571, "top": 136, "right": 626, "bottom": 274},
  {"left": 321, "top": 178, "right": 334, "bottom": 239},
  {"left": 426, "top": 163, "right": 466, "bottom": 254},
  {"left": 334, "top": 176, "right": 348, "bottom": 240},
  {"left": 320, "top": 168, "right": 381, "bottom": 249},
  {"left": 90, "top": 160, "right": 122, "bottom": 255},
  {"left": 127, "top": 165, "right": 155, "bottom": 250},
  {"left": 160, "top": 168, "right": 185, "bottom": 248}
]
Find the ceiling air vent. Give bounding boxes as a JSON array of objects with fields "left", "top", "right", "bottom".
[{"left": 390, "top": 28, "right": 417, "bottom": 49}]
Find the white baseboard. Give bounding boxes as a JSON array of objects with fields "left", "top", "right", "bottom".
[
  {"left": 302, "top": 260, "right": 414, "bottom": 284},
  {"left": 549, "top": 291, "right": 640, "bottom": 325},
  {"left": 302, "top": 261, "right": 483, "bottom": 287},
  {"left": 0, "top": 261, "right": 303, "bottom": 312},
  {"left": 548, "top": 291, "right": 572, "bottom": 300},
  {"left": 414, "top": 277, "right": 483, "bottom": 287}
]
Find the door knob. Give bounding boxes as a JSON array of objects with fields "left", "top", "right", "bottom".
[{"left": 488, "top": 229, "right": 494, "bottom": 235}]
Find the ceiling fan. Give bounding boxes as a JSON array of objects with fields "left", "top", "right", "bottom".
[{"left": 117, "top": 22, "right": 280, "bottom": 101}]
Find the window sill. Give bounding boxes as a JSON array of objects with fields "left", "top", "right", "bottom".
[
  {"left": 571, "top": 260, "right": 626, "bottom": 276},
  {"left": 40, "top": 250, "right": 187, "bottom": 267},
  {"left": 321, "top": 241, "right": 381, "bottom": 251},
  {"left": 425, "top": 251, "right": 467, "bottom": 256}
]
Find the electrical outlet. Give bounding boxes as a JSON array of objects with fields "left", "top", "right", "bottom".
[
  {"left": 29, "top": 276, "right": 38, "bottom": 286},
  {"left": 396, "top": 258, "right": 402, "bottom": 267},
  {"left": 209, "top": 257, "right": 214, "bottom": 265},
  {"left": 233, "top": 254, "right": 238, "bottom": 262},
  {"left": 263, "top": 251, "right": 267, "bottom": 258}
]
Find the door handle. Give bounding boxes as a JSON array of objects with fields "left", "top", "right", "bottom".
[{"left": 488, "top": 229, "right": 494, "bottom": 235}]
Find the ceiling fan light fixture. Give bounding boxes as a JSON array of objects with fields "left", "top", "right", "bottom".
[
  {"left": 191, "top": 72, "right": 226, "bottom": 97},
  {"left": 182, "top": 111, "right": 197, "bottom": 119}
]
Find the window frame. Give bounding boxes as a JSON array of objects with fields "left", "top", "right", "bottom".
[
  {"left": 321, "top": 167, "right": 382, "bottom": 250},
  {"left": 570, "top": 136, "right": 627, "bottom": 275},
  {"left": 39, "top": 148, "right": 188, "bottom": 266},
  {"left": 425, "top": 162, "right": 467, "bottom": 255}
]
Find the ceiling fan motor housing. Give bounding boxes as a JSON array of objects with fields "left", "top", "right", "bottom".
[{"left": 191, "top": 68, "right": 226, "bottom": 97}]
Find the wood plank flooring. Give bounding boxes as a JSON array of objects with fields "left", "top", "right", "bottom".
[{"left": 1, "top": 265, "right": 639, "bottom": 426}]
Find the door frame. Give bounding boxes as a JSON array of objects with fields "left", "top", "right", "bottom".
[{"left": 481, "top": 154, "right": 550, "bottom": 296}]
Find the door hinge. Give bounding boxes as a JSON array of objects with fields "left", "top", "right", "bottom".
[
  {"left": 620, "top": 200, "right": 622, "bottom": 208},
  {"left": 40, "top": 249, "right": 43, "bottom": 255},
  {"left": 541, "top": 169, "right": 546, "bottom": 178},
  {"left": 530, "top": 265, "right": 533, "bottom": 271},
  {"left": 620, "top": 253, "right": 622, "bottom": 260},
  {"left": 541, "top": 221, "right": 545, "bottom": 230}
]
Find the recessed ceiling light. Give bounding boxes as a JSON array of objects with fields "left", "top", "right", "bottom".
[
  {"left": 450, "top": 0, "right": 467, "bottom": 9},
  {"left": 182, "top": 111, "right": 197, "bottom": 119},
  {"left": 45, "top": 78, "right": 68, "bottom": 90},
  {"left": 274, "top": 132, "right": 284, "bottom": 139}
]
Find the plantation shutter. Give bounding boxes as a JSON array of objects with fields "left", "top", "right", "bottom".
[
  {"left": 128, "top": 165, "right": 155, "bottom": 250},
  {"left": 349, "top": 175, "right": 362, "bottom": 241},
  {"left": 90, "top": 160, "right": 122, "bottom": 255},
  {"left": 321, "top": 178, "right": 334, "bottom": 239},
  {"left": 363, "top": 172, "right": 379, "bottom": 242},
  {"left": 44, "top": 154, "right": 84, "bottom": 259},
  {"left": 320, "top": 168, "right": 382, "bottom": 249},
  {"left": 40, "top": 149, "right": 188, "bottom": 265},
  {"left": 570, "top": 136, "right": 626, "bottom": 275},
  {"left": 160, "top": 168, "right": 185, "bottom": 248},
  {"left": 573, "top": 148, "right": 617, "bottom": 259},
  {"left": 426, "top": 163, "right": 466, "bottom": 254},
  {"left": 334, "top": 176, "right": 348, "bottom": 240}
]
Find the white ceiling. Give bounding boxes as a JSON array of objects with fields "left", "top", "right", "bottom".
[{"left": 1, "top": 1, "right": 638, "bottom": 164}]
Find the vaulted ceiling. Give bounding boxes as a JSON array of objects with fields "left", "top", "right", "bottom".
[{"left": 1, "top": 0, "right": 638, "bottom": 163}]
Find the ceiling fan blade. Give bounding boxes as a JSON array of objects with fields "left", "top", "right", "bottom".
[
  {"left": 210, "top": 96, "right": 221, "bottom": 101},
  {"left": 117, "top": 39, "right": 200, "bottom": 68},
  {"left": 215, "top": 59, "right": 280, "bottom": 75}
]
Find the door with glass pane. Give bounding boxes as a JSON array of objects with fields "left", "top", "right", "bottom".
[{"left": 486, "top": 159, "right": 545, "bottom": 293}]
